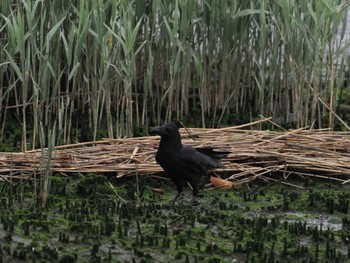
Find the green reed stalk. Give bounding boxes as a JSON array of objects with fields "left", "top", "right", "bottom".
[{"left": 0, "top": 0, "right": 348, "bottom": 151}]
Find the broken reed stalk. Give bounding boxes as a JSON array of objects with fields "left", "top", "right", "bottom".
[{"left": 1, "top": 119, "right": 350, "bottom": 186}]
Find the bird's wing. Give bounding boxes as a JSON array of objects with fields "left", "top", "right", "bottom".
[
  {"left": 181, "top": 145, "right": 223, "bottom": 171},
  {"left": 195, "top": 147, "right": 230, "bottom": 161}
]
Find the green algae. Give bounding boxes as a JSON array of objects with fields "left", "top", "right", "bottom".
[{"left": 0, "top": 174, "right": 349, "bottom": 262}]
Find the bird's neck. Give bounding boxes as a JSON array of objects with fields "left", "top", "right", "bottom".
[{"left": 159, "top": 138, "right": 182, "bottom": 152}]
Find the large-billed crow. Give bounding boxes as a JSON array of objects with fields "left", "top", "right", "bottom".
[{"left": 150, "top": 123, "right": 230, "bottom": 204}]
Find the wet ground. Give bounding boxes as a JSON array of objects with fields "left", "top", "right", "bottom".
[{"left": 0, "top": 174, "right": 349, "bottom": 262}]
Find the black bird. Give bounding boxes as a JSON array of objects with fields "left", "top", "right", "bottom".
[{"left": 150, "top": 123, "right": 230, "bottom": 204}]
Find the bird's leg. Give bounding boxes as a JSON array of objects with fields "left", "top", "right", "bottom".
[
  {"left": 171, "top": 180, "right": 183, "bottom": 205},
  {"left": 189, "top": 181, "right": 200, "bottom": 206},
  {"left": 171, "top": 193, "right": 181, "bottom": 206}
]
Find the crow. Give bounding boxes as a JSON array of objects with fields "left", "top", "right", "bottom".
[{"left": 150, "top": 123, "right": 230, "bottom": 204}]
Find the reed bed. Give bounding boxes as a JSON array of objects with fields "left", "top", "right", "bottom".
[
  {"left": 1, "top": 0, "right": 349, "bottom": 151},
  {"left": 1, "top": 119, "right": 350, "bottom": 187}
]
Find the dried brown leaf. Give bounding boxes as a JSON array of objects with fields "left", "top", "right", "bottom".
[
  {"left": 210, "top": 176, "right": 233, "bottom": 190},
  {"left": 152, "top": 188, "right": 164, "bottom": 194}
]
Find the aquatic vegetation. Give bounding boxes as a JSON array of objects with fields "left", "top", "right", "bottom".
[{"left": 0, "top": 174, "right": 349, "bottom": 262}]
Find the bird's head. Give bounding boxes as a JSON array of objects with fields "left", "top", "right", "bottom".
[{"left": 150, "top": 123, "right": 181, "bottom": 141}]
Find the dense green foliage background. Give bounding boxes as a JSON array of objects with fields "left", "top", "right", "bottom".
[{"left": 0, "top": 0, "right": 349, "bottom": 150}]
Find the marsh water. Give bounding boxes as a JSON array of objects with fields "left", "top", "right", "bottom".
[{"left": 0, "top": 174, "right": 349, "bottom": 262}]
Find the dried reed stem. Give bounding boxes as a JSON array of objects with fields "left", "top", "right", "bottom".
[{"left": 1, "top": 119, "right": 350, "bottom": 186}]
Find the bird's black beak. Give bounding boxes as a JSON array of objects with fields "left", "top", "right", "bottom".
[
  {"left": 150, "top": 123, "right": 179, "bottom": 138},
  {"left": 150, "top": 126, "right": 163, "bottom": 136}
]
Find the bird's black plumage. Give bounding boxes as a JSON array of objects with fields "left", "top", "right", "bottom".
[{"left": 150, "top": 123, "right": 230, "bottom": 204}]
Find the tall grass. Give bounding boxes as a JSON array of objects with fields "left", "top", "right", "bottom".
[{"left": 0, "top": 0, "right": 349, "bottom": 149}]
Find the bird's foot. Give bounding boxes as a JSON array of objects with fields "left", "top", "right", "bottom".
[
  {"left": 190, "top": 196, "right": 200, "bottom": 206},
  {"left": 171, "top": 193, "right": 183, "bottom": 206}
]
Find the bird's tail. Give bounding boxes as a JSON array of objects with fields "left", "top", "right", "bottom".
[{"left": 195, "top": 148, "right": 230, "bottom": 160}]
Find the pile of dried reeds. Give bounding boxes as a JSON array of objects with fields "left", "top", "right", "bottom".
[{"left": 1, "top": 118, "right": 350, "bottom": 186}]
